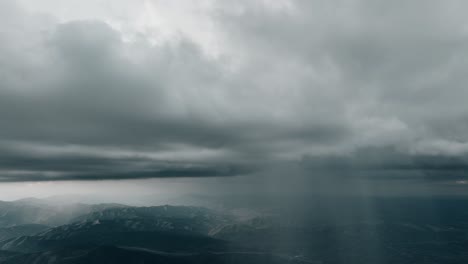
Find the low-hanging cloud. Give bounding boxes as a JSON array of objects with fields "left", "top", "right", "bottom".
[{"left": 2, "top": 0, "right": 468, "bottom": 183}]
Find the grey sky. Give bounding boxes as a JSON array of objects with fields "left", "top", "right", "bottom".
[{"left": 1, "top": 0, "right": 468, "bottom": 187}]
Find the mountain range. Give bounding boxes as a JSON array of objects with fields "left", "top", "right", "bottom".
[{"left": 1, "top": 197, "right": 468, "bottom": 263}]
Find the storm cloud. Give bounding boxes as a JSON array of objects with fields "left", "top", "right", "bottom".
[{"left": 1, "top": 0, "right": 468, "bottom": 183}]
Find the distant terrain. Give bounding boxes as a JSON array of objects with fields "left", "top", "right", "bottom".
[{"left": 1, "top": 196, "right": 468, "bottom": 263}]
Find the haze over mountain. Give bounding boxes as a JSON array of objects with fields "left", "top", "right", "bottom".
[{"left": 0, "top": 197, "right": 468, "bottom": 263}]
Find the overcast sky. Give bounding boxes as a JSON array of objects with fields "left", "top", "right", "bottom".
[{"left": 1, "top": 0, "right": 468, "bottom": 198}]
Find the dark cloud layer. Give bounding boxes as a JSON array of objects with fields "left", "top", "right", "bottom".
[{"left": 1, "top": 0, "right": 468, "bottom": 184}]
